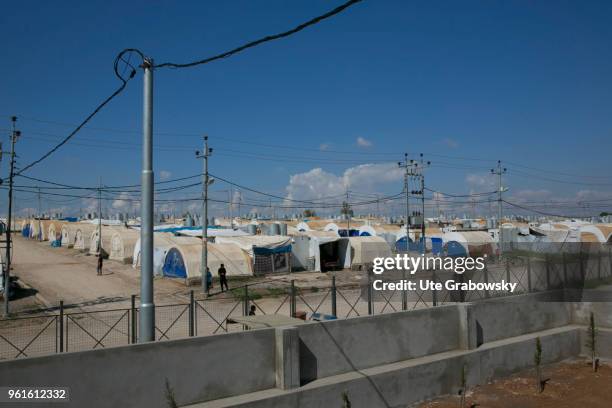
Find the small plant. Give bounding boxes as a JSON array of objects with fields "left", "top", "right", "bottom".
[
  {"left": 310, "top": 286, "right": 320, "bottom": 293},
  {"left": 341, "top": 391, "right": 351, "bottom": 408},
  {"left": 164, "top": 378, "right": 178, "bottom": 408},
  {"left": 459, "top": 364, "right": 467, "bottom": 408},
  {"left": 534, "top": 337, "right": 543, "bottom": 393},
  {"left": 586, "top": 312, "right": 599, "bottom": 372}
]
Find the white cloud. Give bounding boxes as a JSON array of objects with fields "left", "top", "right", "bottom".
[
  {"left": 465, "top": 173, "right": 496, "bottom": 191},
  {"left": 159, "top": 170, "right": 172, "bottom": 180},
  {"left": 319, "top": 143, "right": 331, "bottom": 151},
  {"left": 356, "top": 137, "right": 372, "bottom": 148},
  {"left": 284, "top": 163, "right": 403, "bottom": 213}
]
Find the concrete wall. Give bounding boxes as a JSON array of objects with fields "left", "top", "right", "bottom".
[
  {"left": 0, "top": 329, "right": 276, "bottom": 408},
  {"left": 1, "top": 291, "right": 608, "bottom": 408},
  {"left": 460, "top": 292, "right": 572, "bottom": 348},
  {"left": 297, "top": 305, "right": 460, "bottom": 381}
]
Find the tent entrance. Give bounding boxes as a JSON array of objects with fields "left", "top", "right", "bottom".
[{"left": 319, "top": 241, "right": 341, "bottom": 272}]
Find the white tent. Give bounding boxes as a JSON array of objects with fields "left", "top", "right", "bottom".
[
  {"left": 162, "top": 242, "right": 252, "bottom": 280},
  {"left": 215, "top": 235, "right": 292, "bottom": 257},
  {"left": 174, "top": 228, "right": 250, "bottom": 238},
  {"left": 339, "top": 236, "right": 392, "bottom": 268},
  {"left": 292, "top": 230, "right": 340, "bottom": 272},
  {"left": 88, "top": 226, "right": 118, "bottom": 256},
  {"left": 47, "top": 221, "right": 65, "bottom": 243},
  {"left": 132, "top": 232, "right": 201, "bottom": 275},
  {"left": 109, "top": 228, "right": 140, "bottom": 263},
  {"left": 61, "top": 223, "right": 80, "bottom": 247},
  {"left": 73, "top": 224, "right": 98, "bottom": 250},
  {"left": 441, "top": 231, "right": 496, "bottom": 257}
]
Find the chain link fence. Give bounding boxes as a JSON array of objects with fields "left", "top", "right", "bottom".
[{"left": 1, "top": 246, "right": 611, "bottom": 360}]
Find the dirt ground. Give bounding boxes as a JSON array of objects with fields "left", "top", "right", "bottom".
[
  {"left": 5, "top": 235, "right": 367, "bottom": 315},
  {"left": 419, "top": 359, "right": 612, "bottom": 408}
]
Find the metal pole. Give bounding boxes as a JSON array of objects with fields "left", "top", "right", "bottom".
[
  {"left": 130, "top": 294, "right": 137, "bottom": 344},
  {"left": 59, "top": 300, "right": 64, "bottom": 352},
  {"left": 420, "top": 172, "right": 425, "bottom": 253},
  {"left": 98, "top": 177, "right": 102, "bottom": 257},
  {"left": 3, "top": 118, "right": 17, "bottom": 317},
  {"left": 331, "top": 274, "right": 337, "bottom": 318},
  {"left": 139, "top": 57, "right": 155, "bottom": 342},
  {"left": 189, "top": 290, "right": 195, "bottom": 337},
  {"left": 199, "top": 136, "right": 211, "bottom": 296}
]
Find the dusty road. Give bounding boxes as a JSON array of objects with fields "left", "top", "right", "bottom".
[{"left": 10, "top": 236, "right": 191, "bottom": 312}]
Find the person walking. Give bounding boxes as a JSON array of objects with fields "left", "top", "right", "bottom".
[
  {"left": 97, "top": 252, "right": 103, "bottom": 276},
  {"left": 218, "top": 263, "right": 229, "bottom": 292}
]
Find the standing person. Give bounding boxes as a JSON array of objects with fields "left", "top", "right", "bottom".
[
  {"left": 249, "top": 305, "right": 256, "bottom": 316},
  {"left": 97, "top": 252, "right": 103, "bottom": 276},
  {"left": 218, "top": 263, "right": 229, "bottom": 292},
  {"left": 206, "top": 267, "right": 213, "bottom": 295}
]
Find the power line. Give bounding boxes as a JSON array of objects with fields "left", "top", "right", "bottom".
[
  {"left": 11, "top": 49, "right": 143, "bottom": 177},
  {"left": 154, "top": 0, "right": 363, "bottom": 69}
]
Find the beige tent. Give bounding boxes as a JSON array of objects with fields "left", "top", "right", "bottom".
[
  {"left": 47, "top": 221, "right": 65, "bottom": 243},
  {"left": 73, "top": 223, "right": 98, "bottom": 250},
  {"left": 339, "top": 236, "right": 392, "bottom": 267},
  {"left": 61, "top": 223, "right": 80, "bottom": 247},
  {"left": 88, "top": 226, "right": 118, "bottom": 256},
  {"left": 132, "top": 232, "right": 202, "bottom": 269},
  {"left": 109, "top": 228, "right": 140, "bottom": 263},
  {"left": 162, "top": 242, "right": 252, "bottom": 280}
]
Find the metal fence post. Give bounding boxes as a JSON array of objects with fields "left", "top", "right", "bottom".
[
  {"left": 243, "top": 285, "right": 249, "bottom": 317},
  {"left": 189, "top": 290, "right": 195, "bottom": 337},
  {"left": 331, "top": 275, "right": 337, "bottom": 318},
  {"left": 505, "top": 258, "right": 510, "bottom": 284},
  {"left": 59, "top": 300, "right": 64, "bottom": 353},
  {"left": 401, "top": 268, "right": 408, "bottom": 310},
  {"left": 130, "top": 295, "right": 137, "bottom": 344},
  {"left": 367, "top": 268, "right": 373, "bottom": 315},
  {"left": 527, "top": 256, "right": 532, "bottom": 292},
  {"left": 290, "top": 280, "right": 296, "bottom": 318}
]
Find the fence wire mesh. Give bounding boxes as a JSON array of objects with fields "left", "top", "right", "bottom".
[{"left": 1, "top": 247, "right": 611, "bottom": 360}]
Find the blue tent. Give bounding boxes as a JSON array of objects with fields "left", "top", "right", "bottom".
[{"left": 162, "top": 247, "right": 187, "bottom": 278}]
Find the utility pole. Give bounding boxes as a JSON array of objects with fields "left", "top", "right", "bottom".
[
  {"left": 3, "top": 116, "right": 19, "bottom": 317},
  {"left": 417, "top": 154, "right": 431, "bottom": 254},
  {"left": 491, "top": 160, "right": 507, "bottom": 258},
  {"left": 139, "top": 57, "right": 155, "bottom": 342},
  {"left": 398, "top": 153, "right": 411, "bottom": 251},
  {"left": 196, "top": 136, "right": 212, "bottom": 296},
  {"left": 97, "top": 177, "right": 102, "bottom": 268},
  {"left": 346, "top": 188, "right": 350, "bottom": 233},
  {"left": 228, "top": 188, "right": 233, "bottom": 228}
]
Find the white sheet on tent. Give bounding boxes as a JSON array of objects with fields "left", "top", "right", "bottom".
[
  {"left": 175, "top": 228, "right": 250, "bottom": 238},
  {"left": 215, "top": 236, "right": 292, "bottom": 257}
]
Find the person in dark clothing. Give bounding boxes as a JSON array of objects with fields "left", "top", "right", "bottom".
[
  {"left": 206, "top": 267, "right": 213, "bottom": 295},
  {"left": 249, "top": 305, "right": 256, "bottom": 316},
  {"left": 97, "top": 253, "right": 103, "bottom": 276},
  {"left": 218, "top": 264, "right": 229, "bottom": 292}
]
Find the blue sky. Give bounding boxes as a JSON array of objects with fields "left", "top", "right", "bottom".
[{"left": 1, "top": 0, "right": 611, "bottom": 218}]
